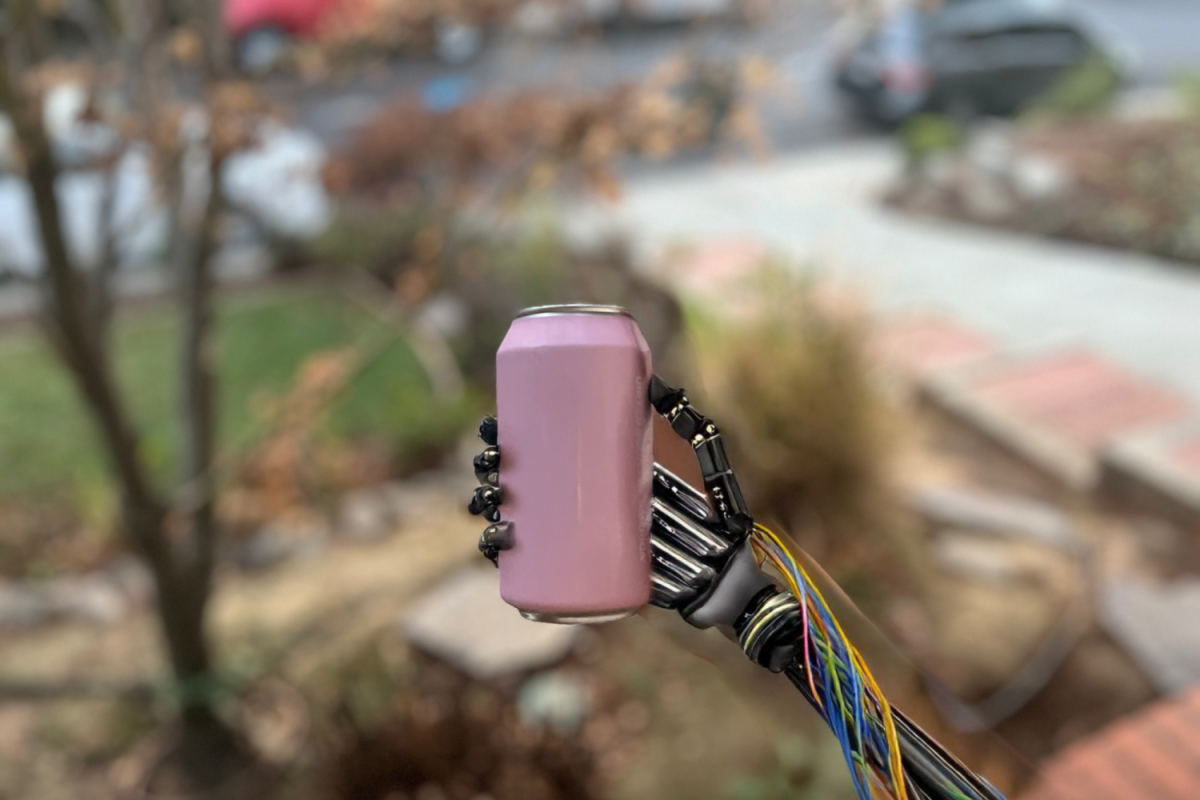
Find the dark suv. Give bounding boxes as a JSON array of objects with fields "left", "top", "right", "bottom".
[{"left": 832, "top": 0, "right": 1131, "bottom": 125}]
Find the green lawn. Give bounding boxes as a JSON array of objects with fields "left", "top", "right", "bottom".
[{"left": 0, "top": 281, "right": 478, "bottom": 508}]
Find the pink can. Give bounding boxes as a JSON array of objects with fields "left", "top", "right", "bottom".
[{"left": 495, "top": 305, "right": 653, "bottom": 623}]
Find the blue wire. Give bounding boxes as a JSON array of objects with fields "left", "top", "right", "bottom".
[{"left": 763, "top": 536, "right": 904, "bottom": 798}]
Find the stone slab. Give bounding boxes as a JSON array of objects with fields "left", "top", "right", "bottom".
[{"left": 401, "top": 567, "right": 580, "bottom": 681}]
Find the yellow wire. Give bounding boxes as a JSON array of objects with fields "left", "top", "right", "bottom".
[
  {"left": 763, "top": 526, "right": 904, "bottom": 800},
  {"left": 751, "top": 538, "right": 823, "bottom": 708},
  {"left": 755, "top": 530, "right": 863, "bottom": 789},
  {"left": 752, "top": 524, "right": 909, "bottom": 800}
]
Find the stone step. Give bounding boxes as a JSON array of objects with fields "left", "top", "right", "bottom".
[
  {"left": 875, "top": 314, "right": 1200, "bottom": 530},
  {"left": 666, "top": 244, "right": 1200, "bottom": 525},
  {"left": 1100, "top": 420, "right": 1200, "bottom": 525},
  {"left": 870, "top": 315, "right": 997, "bottom": 377},
  {"left": 917, "top": 346, "right": 1191, "bottom": 490},
  {"left": 905, "top": 484, "right": 1079, "bottom": 550}
]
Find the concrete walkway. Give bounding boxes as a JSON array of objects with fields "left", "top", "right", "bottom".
[{"left": 567, "top": 142, "right": 1200, "bottom": 404}]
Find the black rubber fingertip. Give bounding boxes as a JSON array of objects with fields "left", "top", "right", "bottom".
[
  {"left": 649, "top": 375, "right": 685, "bottom": 413},
  {"left": 479, "top": 416, "right": 498, "bottom": 446},
  {"left": 474, "top": 447, "right": 500, "bottom": 474},
  {"left": 465, "top": 484, "right": 494, "bottom": 515},
  {"left": 482, "top": 521, "right": 514, "bottom": 550},
  {"left": 478, "top": 539, "right": 499, "bottom": 567}
]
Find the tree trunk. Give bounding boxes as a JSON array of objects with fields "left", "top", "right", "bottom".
[
  {"left": 0, "top": 23, "right": 248, "bottom": 792},
  {"left": 171, "top": 142, "right": 225, "bottom": 714},
  {"left": 159, "top": 135, "right": 247, "bottom": 792},
  {"left": 176, "top": 145, "right": 224, "bottom": 614},
  {"left": 184, "top": 0, "right": 233, "bottom": 79},
  {"left": 151, "top": 550, "right": 247, "bottom": 794}
]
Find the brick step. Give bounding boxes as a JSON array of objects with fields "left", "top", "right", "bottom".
[
  {"left": 875, "top": 316, "right": 1200, "bottom": 519},
  {"left": 1101, "top": 421, "right": 1200, "bottom": 525},
  {"left": 658, "top": 233, "right": 1200, "bottom": 528}
]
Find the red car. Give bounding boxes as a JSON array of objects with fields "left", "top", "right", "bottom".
[
  {"left": 224, "top": 0, "right": 335, "bottom": 42},
  {"left": 223, "top": 0, "right": 489, "bottom": 71}
]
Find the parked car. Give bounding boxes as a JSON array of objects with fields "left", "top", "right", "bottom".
[
  {"left": 522, "top": 0, "right": 751, "bottom": 30},
  {"left": 831, "top": 0, "right": 1132, "bottom": 126},
  {"left": 226, "top": 0, "right": 753, "bottom": 73},
  {"left": 224, "top": 0, "right": 499, "bottom": 72}
]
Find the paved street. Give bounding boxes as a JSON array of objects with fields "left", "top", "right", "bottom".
[
  {"left": 4, "top": 1, "right": 1199, "bottom": 319},
  {"left": 564, "top": 141, "right": 1200, "bottom": 404},
  {"left": 285, "top": 0, "right": 1200, "bottom": 150},
  {"left": 281, "top": 0, "right": 853, "bottom": 149},
  {"left": 1086, "top": 0, "right": 1200, "bottom": 85},
  {"left": 561, "top": 139, "right": 1200, "bottom": 508}
]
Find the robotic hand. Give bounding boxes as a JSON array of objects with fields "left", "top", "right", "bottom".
[
  {"left": 468, "top": 375, "right": 1006, "bottom": 800},
  {"left": 468, "top": 375, "right": 801, "bottom": 671}
]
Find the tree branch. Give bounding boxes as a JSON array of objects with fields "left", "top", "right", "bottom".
[
  {"left": 0, "top": 258, "right": 31, "bottom": 285},
  {"left": 61, "top": 0, "right": 120, "bottom": 58},
  {"left": 0, "top": 26, "right": 169, "bottom": 567},
  {"left": 183, "top": 0, "right": 233, "bottom": 80},
  {"left": 339, "top": 272, "right": 468, "bottom": 401},
  {"left": 175, "top": 145, "right": 226, "bottom": 605},
  {"left": 90, "top": 146, "right": 126, "bottom": 337}
]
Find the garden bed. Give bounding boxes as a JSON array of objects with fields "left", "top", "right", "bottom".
[
  {"left": 0, "top": 278, "right": 478, "bottom": 579},
  {"left": 889, "top": 117, "right": 1200, "bottom": 267}
]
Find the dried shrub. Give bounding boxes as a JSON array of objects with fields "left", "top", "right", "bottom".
[
  {"left": 312, "top": 210, "right": 683, "bottom": 387},
  {"left": 690, "top": 266, "right": 893, "bottom": 550},
  {"left": 326, "top": 655, "right": 599, "bottom": 800},
  {"left": 1020, "top": 119, "right": 1200, "bottom": 263},
  {"left": 897, "top": 118, "right": 1200, "bottom": 266},
  {"left": 889, "top": 54, "right": 1200, "bottom": 265},
  {"left": 225, "top": 337, "right": 485, "bottom": 535},
  {"left": 0, "top": 504, "right": 112, "bottom": 579},
  {"left": 321, "top": 59, "right": 752, "bottom": 203},
  {"left": 317, "top": 0, "right": 522, "bottom": 57},
  {"left": 1021, "top": 53, "right": 1123, "bottom": 124},
  {"left": 310, "top": 203, "right": 438, "bottom": 280},
  {"left": 230, "top": 349, "right": 364, "bottom": 528},
  {"left": 461, "top": 230, "right": 684, "bottom": 373}
]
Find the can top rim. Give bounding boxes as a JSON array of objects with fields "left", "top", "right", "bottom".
[{"left": 517, "top": 304, "right": 632, "bottom": 319}]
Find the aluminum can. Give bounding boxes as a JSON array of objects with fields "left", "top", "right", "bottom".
[{"left": 495, "top": 304, "right": 653, "bottom": 623}]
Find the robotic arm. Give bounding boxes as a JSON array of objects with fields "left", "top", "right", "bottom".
[{"left": 469, "top": 376, "right": 1007, "bottom": 800}]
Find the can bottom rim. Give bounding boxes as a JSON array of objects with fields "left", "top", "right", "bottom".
[{"left": 518, "top": 606, "right": 640, "bottom": 625}]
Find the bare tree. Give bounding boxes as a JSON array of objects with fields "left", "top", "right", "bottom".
[{"left": 0, "top": 0, "right": 248, "bottom": 788}]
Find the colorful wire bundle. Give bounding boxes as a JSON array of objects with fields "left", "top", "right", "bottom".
[{"left": 750, "top": 524, "right": 909, "bottom": 800}]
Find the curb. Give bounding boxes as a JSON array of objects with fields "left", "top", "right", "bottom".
[
  {"left": 1099, "top": 419, "right": 1200, "bottom": 527},
  {"left": 919, "top": 366, "right": 1095, "bottom": 490}
]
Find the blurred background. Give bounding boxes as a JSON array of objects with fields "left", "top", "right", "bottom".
[{"left": 2, "top": 0, "right": 1200, "bottom": 798}]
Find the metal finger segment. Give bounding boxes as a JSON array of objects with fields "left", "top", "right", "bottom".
[
  {"left": 652, "top": 497, "right": 731, "bottom": 562},
  {"left": 649, "top": 375, "right": 753, "bottom": 539},
  {"left": 650, "top": 573, "right": 691, "bottom": 609},
  {"left": 652, "top": 465, "right": 714, "bottom": 524},
  {"left": 649, "top": 463, "right": 732, "bottom": 610},
  {"left": 649, "top": 534, "right": 714, "bottom": 609},
  {"left": 650, "top": 534, "right": 715, "bottom": 590},
  {"left": 693, "top": 433, "right": 750, "bottom": 532},
  {"left": 652, "top": 464, "right": 737, "bottom": 559}
]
